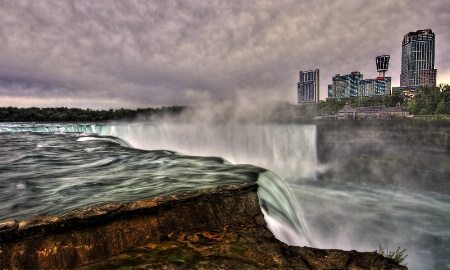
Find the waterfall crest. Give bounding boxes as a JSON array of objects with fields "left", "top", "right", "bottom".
[{"left": 98, "top": 123, "right": 318, "bottom": 180}]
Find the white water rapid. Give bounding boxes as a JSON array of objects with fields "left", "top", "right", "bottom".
[{"left": 98, "top": 123, "right": 318, "bottom": 181}]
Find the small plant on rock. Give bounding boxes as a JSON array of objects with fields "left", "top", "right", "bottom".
[{"left": 378, "top": 245, "right": 408, "bottom": 266}]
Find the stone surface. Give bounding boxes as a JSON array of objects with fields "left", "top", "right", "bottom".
[
  {"left": 0, "top": 183, "right": 407, "bottom": 270},
  {"left": 0, "top": 220, "right": 18, "bottom": 233},
  {"left": 76, "top": 216, "right": 407, "bottom": 270}
]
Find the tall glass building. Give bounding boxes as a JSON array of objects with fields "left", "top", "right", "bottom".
[
  {"left": 400, "top": 29, "right": 436, "bottom": 87},
  {"left": 298, "top": 69, "right": 319, "bottom": 104}
]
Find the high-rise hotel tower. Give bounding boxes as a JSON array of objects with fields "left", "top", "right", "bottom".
[
  {"left": 298, "top": 69, "right": 319, "bottom": 104},
  {"left": 400, "top": 29, "right": 436, "bottom": 87}
]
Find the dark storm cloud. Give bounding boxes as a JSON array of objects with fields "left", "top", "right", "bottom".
[{"left": 0, "top": 0, "right": 449, "bottom": 108}]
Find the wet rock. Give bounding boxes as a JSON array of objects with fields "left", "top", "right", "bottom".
[
  {"left": 0, "top": 183, "right": 407, "bottom": 269},
  {"left": 0, "top": 220, "right": 18, "bottom": 233}
]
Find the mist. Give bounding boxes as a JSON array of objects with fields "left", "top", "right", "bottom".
[
  {"left": 114, "top": 113, "right": 450, "bottom": 269},
  {"left": 136, "top": 98, "right": 318, "bottom": 125}
]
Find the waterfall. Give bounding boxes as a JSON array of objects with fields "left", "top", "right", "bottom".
[
  {"left": 96, "top": 122, "right": 317, "bottom": 246},
  {"left": 0, "top": 123, "right": 319, "bottom": 181},
  {"left": 258, "top": 171, "right": 312, "bottom": 246},
  {"left": 1, "top": 122, "right": 318, "bottom": 246},
  {"left": 0, "top": 123, "right": 99, "bottom": 133},
  {"left": 97, "top": 123, "right": 318, "bottom": 181}
]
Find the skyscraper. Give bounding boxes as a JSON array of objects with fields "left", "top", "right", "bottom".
[
  {"left": 400, "top": 29, "right": 436, "bottom": 87},
  {"left": 298, "top": 69, "right": 319, "bottom": 104}
]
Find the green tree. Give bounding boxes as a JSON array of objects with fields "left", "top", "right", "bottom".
[
  {"left": 435, "top": 100, "right": 449, "bottom": 114},
  {"left": 408, "top": 85, "right": 447, "bottom": 115},
  {"left": 434, "top": 85, "right": 450, "bottom": 115},
  {"left": 318, "top": 99, "right": 345, "bottom": 114}
]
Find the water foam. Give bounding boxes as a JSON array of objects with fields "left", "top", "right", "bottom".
[{"left": 97, "top": 123, "right": 318, "bottom": 181}]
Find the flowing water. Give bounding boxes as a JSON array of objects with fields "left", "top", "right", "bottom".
[{"left": 0, "top": 122, "right": 449, "bottom": 270}]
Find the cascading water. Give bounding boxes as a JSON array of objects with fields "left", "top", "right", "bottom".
[
  {"left": 0, "top": 122, "right": 315, "bottom": 247},
  {"left": 97, "top": 123, "right": 318, "bottom": 181},
  {"left": 1, "top": 122, "right": 319, "bottom": 182},
  {"left": 258, "top": 171, "right": 311, "bottom": 246},
  {"left": 96, "top": 122, "right": 317, "bottom": 246},
  {"left": 0, "top": 123, "right": 99, "bottom": 133},
  {"left": 2, "top": 122, "right": 449, "bottom": 269}
]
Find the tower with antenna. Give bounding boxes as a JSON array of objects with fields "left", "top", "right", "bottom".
[{"left": 376, "top": 55, "right": 390, "bottom": 80}]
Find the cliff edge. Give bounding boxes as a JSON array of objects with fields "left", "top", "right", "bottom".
[{"left": 0, "top": 183, "right": 406, "bottom": 269}]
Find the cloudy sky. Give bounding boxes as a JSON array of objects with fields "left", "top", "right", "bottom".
[{"left": 0, "top": 0, "right": 449, "bottom": 109}]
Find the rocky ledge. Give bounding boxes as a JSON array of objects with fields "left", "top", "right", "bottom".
[{"left": 0, "top": 183, "right": 406, "bottom": 269}]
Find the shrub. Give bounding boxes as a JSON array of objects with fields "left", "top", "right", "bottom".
[{"left": 378, "top": 245, "right": 408, "bottom": 266}]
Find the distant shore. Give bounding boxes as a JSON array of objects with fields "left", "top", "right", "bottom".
[{"left": 1, "top": 105, "right": 449, "bottom": 123}]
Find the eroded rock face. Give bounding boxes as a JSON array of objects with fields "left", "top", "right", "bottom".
[{"left": 0, "top": 183, "right": 407, "bottom": 269}]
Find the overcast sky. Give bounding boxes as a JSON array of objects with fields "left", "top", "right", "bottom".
[{"left": 0, "top": 0, "right": 449, "bottom": 109}]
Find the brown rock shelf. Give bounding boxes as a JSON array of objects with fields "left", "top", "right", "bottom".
[{"left": 0, "top": 183, "right": 406, "bottom": 269}]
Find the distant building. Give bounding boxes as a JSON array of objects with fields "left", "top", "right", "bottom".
[
  {"left": 298, "top": 69, "right": 319, "bottom": 104},
  {"left": 328, "top": 72, "right": 362, "bottom": 99},
  {"left": 360, "top": 77, "right": 392, "bottom": 96},
  {"left": 338, "top": 104, "right": 358, "bottom": 119},
  {"left": 400, "top": 29, "right": 436, "bottom": 87},
  {"left": 328, "top": 71, "right": 391, "bottom": 99},
  {"left": 336, "top": 104, "right": 409, "bottom": 120},
  {"left": 376, "top": 55, "right": 390, "bottom": 80}
]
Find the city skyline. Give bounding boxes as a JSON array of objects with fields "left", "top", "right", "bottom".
[{"left": 0, "top": 0, "right": 449, "bottom": 109}]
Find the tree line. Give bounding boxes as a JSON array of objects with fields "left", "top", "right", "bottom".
[
  {"left": 318, "top": 84, "right": 450, "bottom": 116},
  {"left": 407, "top": 84, "right": 450, "bottom": 115},
  {"left": 318, "top": 95, "right": 404, "bottom": 115},
  {"left": 0, "top": 106, "right": 186, "bottom": 122}
]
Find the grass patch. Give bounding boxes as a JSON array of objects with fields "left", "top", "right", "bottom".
[{"left": 378, "top": 245, "right": 408, "bottom": 266}]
